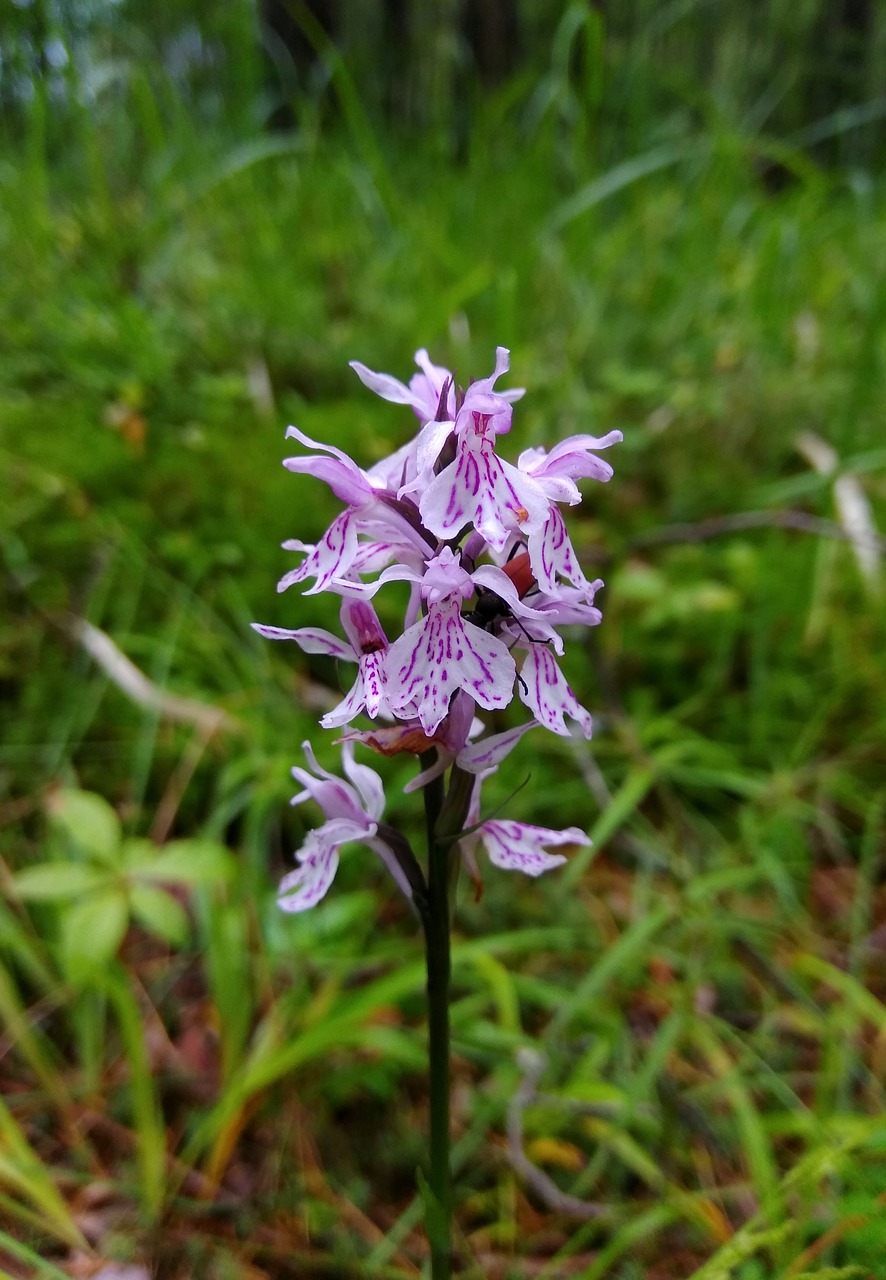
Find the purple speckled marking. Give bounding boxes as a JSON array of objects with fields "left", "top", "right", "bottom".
[
  {"left": 536, "top": 506, "right": 588, "bottom": 593},
  {"left": 278, "top": 838, "right": 339, "bottom": 911},
  {"left": 362, "top": 653, "right": 386, "bottom": 716},
  {"left": 478, "top": 819, "right": 573, "bottom": 877},
  {"left": 519, "top": 646, "right": 593, "bottom": 739},
  {"left": 422, "top": 427, "right": 547, "bottom": 551},
  {"left": 277, "top": 510, "right": 357, "bottom": 594}
]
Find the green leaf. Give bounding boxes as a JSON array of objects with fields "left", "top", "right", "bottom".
[
  {"left": 127, "top": 838, "right": 235, "bottom": 885},
  {"left": 47, "top": 789, "right": 121, "bottom": 864},
  {"left": 0, "top": 1097, "right": 87, "bottom": 1249},
  {"left": 101, "top": 964, "right": 166, "bottom": 1220},
  {"left": 559, "top": 1080, "right": 630, "bottom": 1109},
  {"left": 120, "top": 838, "right": 162, "bottom": 873},
  {"left": 129, "top": 883, "right": 189, "bottom": 946},
  {"left": 11, "top": 862, "right": 110, "bottom": 901},
  {"left": 59, "top": 890, "right": 129, "bottom": 982},
  {"left": 416, "top": 1167, "right": 449, "bottom": 1259}
]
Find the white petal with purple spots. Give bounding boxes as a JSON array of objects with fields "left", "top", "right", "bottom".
[
  {"left": 386, "top": 597, "right": 516, "bottom": 735},
  {"left": 477, "top": 819, "right": 589, "bottom": 877},
  {"left": 518, "top": 645, "right": 593, "bottom": 739}
]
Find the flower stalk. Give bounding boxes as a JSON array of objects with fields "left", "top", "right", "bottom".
[{"left": 419, "top": 754, "right": 453, "bottom": 1276}]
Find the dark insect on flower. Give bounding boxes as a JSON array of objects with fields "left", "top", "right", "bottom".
[{"left": 464, "top": 550, "right": 536, "bottom": 633}]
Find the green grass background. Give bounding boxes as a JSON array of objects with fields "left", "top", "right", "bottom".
[{"left": 1, "top": 3, "right": 886, "bottom": 1277}]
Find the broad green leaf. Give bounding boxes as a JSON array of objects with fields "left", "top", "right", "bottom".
[
  {"left": 11, "top": 862, "right": 110, "bottom": 901},
  {"left": 129, "top": 882, "right": 189, "bottom": 946},
  {"left": 126, "top": 837, "right": 235, "bottom": 885},
  {"left": 120, "top": 838, "right": 163, "bottom": 874},
  {"left": 46, "top": 789, "right": 121, "bottom": 863},
  {"left": 59, "top": 889, "right": 129, "bottom": 982}
]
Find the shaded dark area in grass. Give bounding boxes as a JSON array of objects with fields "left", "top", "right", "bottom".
[{"left": 2, "top": 3, "right": 886, "bottom": 1278}]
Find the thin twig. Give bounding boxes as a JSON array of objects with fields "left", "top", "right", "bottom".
[
  {"left": 506, "top": 1049, "right": 610, "bottom": 1220},
  {"left": 71, "top": 617, "right": 241, "bottom": 736},
  {"left": 149, "top": 723, "right": 219, "bottom": 844},
  {"left": 627, "top": 507, "right": 886, "bottom": 553}
]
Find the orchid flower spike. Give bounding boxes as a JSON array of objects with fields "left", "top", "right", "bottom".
[{"left": 254, "top": 346, "right": 621, "bottom": 909}]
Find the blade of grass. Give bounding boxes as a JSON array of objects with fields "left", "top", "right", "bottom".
[
  {"left": 690, "top": 1021, "right": 781, "bottom": 1216},
  {"left": 548, "top": 903, "right": 674, "bottom": 1038},
  {"left": 0, "top": 1228, "right": 77, "bottom": 1280},
  {"left": 0, "top": 1099, "right": 86, "bottom": 1249},
  {"left": 546, "top": 140, "right": 702, "bottom": 231},
  {"left": 0, "top": 964, "right": 68, "bottom": 1107},
  {"left": 467, "top": 951, "right": 521, "bottom": 1036},
  {"left": 563, "top": 764, "right": 659, "bottom": 885},
  {"left": 181, "top": 926, "right": 576, "bottom": 1174},
  {"left": 102, "top": 962, "right": 166, "bottom": 1220}
]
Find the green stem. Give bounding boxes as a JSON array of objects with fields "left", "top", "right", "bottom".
[{"left": 420, "top": 755, "right": 452, "bottom": 1279}]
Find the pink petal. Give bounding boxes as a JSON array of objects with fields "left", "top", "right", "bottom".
[
  {"left": 397, "top": 418, "right": 456, "bottom": 498},
  {"left": 277, "top": 511, "right": 358, "bottom": 595},
  {"left": 283, "top": 426, "right": 379, "bottom": 505},
  {"left": 542, "top": 430, "right": 623, "bottom": 474},
  {"left": 341, "top": 745, "right": 387, "bottom": 820},
  {"left": 478, "top": 819, "right": 588, "bottom": 877},
  {"left": 359, "top": 651, "right": 391, "bottom": 718},
  {"left": 411, "top": 349, "right": 456, "bottom": 415},
  {"left": 339, "top": 599, "right": 388, "bottom": 654},
  {"left": 290, "top": 745, "right": 374, "bottom": 824},
  {"left": 320, "top": 673, "right": 369, "bottom": 730},
  {"left": 528, "top": 506, "right": 598, "bottom": 597},
  {"left": 290, "top": 774, "right": 359, "bottom": 818},
  {"left": 467, "top": 346, "right": 522, "bottom": 398},
  {"left": 457, "top": 721, "right": 538, "bottom": 773},
  {"left": 420, "top": 435, "right": 549, "bottom": 553},
  {"left": 421, "top": 546, "right": 474, "bottom": 604},
  {"left": 251, "top": 623, "right": 353, "bottom": 661},
  {"left": 518, "top": 646, "right": 593, "bottom": 738},
  {"left": 278, "top": 834, "right": 339, "bottom": 911},
  {"left": 350, "top": 360, "right": 426, "bottom": 408},
  {"left": 324, "top": 561, "right": 421, "bottom": 601},
  {"left": 517, "top": 431, "right": 623, "bottom": 492}
]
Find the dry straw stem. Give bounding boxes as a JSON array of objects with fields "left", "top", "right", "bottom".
[{"left": 71, "top": 617, "right": 241, "bottom": 735}]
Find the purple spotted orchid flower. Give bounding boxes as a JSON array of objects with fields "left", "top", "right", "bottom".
[
  {"left": 255, "top": 347, "right": 621, "bottom": 912},
  {"left": 252, "top": 597, "right": 397, "bottom": 729},
  {"left": 278, "top": 741, "right": 420, "bottom": 910}
]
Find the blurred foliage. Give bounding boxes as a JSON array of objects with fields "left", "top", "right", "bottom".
[
  {"left": 3, "top": 0, "right": 886, "bottom": 164},
  {"left": 1, "top": 2, "right": 886, "bottom": 1278}
]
